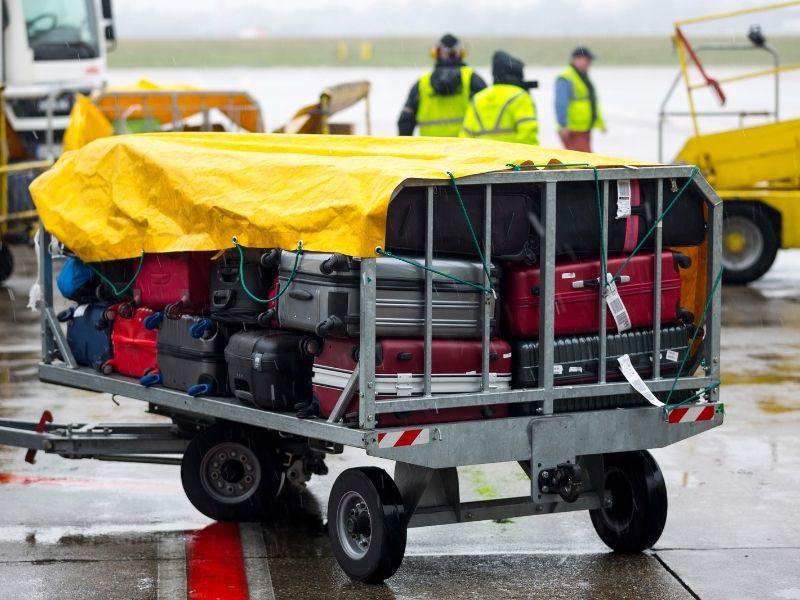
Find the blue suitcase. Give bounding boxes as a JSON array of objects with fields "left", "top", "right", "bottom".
[{"left": 58, "top": 303, "right": 113, "bottom": 369}]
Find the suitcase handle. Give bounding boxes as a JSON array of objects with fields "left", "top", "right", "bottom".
[
  {"left": 189, "top": 319, "right": 214, "bottom": 339},
  {"left": 257, "top": 308, "right": 276, "bottom": 328},
  {"left": 319, "top": 253, "right": 352, "bottom": 275},
  {"left": 139, "top": 372, "right": 161, "bottom": 386},
  {"left": 316, "top": 315, "right": 344, "bottom": 337},
  {"left": 143, "top": 311, "right": 164, "bottom": 330},
  {"left": 150, "top": 273, "right": 171, "bottom": 285},
  {"left": 260, "top": 249, "right": 281, "bottom": 269},
  {"left": 218, "top": 266, "right": 240, "bottom": 282},
  {"left": 396, "top": 351, "right": 413, "bottom": 361},
  {"left": 187, "top": 383, "right": 212, "bottom": 397},
  {"left": 569, "top": 275, "right": 630, "bottom": 290},
  {"left": 212, "top": 288, "right": 235, "bottom": 310},
  {"left": 289, "top": 289, "right": 314, "bottom": 301},
  {"left": 235, "top": 390, "right": 255, "bottom": 404},
  {"left": 56, "top": 307, "right": 75, "bottom": 322},
  {"left": 672, "top": 252, "right": 692, "bottom": 271}
]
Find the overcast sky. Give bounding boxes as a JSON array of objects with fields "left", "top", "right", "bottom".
[{"left": 114, "top": 0, "right": 800, "bottom": 38}]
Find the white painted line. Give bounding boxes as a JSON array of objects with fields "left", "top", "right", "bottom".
[
  {"left": 157, "top": 534, "right": 187, "bottom": 600},
  {"left": 239, "top": 523, "right": 276, "bottom": 600}
]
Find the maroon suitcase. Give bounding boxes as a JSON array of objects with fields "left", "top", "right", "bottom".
[
  {"left": 132, "top": 252, "right": 214, "bottom": 314},
  {"left": 314, "top": 338, "right": 512, "bottom": 427},
  {"left": 502, "top": 251, "right": 692, "bottom": 338}
]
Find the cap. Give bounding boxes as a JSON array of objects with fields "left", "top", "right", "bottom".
[
  {"left": 439, "top": 34, "right": 460, "bottom": 49},
  {"left": 571, "top": 46, "right": 595, "bottom": 60}
]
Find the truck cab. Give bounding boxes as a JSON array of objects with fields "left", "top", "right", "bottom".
[{"left": 2, "top": 0, "right": 114, "bottom": 158}]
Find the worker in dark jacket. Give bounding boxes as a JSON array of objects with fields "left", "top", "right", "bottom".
[
  {"left": 398, "top": 34, "right": 487, "bottom": 137},
  {"left": 460, "top": 51, "right": 539, "bottom": 145},
  {"left": 555, "top": 47, "right": 605, "bottom": 152}
]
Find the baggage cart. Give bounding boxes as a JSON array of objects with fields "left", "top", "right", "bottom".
[{"left": 0, "top": 164, "right": 723, "bottom": 583}]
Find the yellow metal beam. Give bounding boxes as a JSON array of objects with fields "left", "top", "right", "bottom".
[
  {"left": 675, "top": 0, "right": 800, "bottom": 27},
  {"left": 0, "top": 160, "right": 53, "bottom": 174}
]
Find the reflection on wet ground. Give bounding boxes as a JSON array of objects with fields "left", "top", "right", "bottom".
[{"left": 1, "top": 246, "right": 800, "bottom": 599}]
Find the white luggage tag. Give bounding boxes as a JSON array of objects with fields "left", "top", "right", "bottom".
[
  {"left": 395, "top": 373, "right": 413, "bottom": 397},
  {"left": 73, "top": 304, "right": 89, "bottom": 318},
  {"left": 616, "top": 179, "right": 632, "bottom": 219},
  {"left": 604, "top": 273, "right": 631, "bottom": 332},
  {"left": 617, "top": 354, "right": 664, "bottom": 407}
]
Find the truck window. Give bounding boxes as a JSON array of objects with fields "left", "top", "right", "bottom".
[{"left": 22, "top": 0, "right": 99, "bottom": 60}]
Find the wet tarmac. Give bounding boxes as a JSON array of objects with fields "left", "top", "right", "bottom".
[{"left": 1, "top": 244, "right": 799, "bottom": 599}]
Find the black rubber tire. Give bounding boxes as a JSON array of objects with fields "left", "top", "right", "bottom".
[
  {"left": 181, "top": 423, "right": 283, "bottom": 522},
  {"left": 722, "top": 203, "right": 779, "bottom": 285},
  {"left": 589, "top": 450, "right": 668, "bottom": 553},
  {"left": 0, "top": 244, "right": 14, "bottom": 284},
  {"left": 328, "top": 467, "right": 407, "bottom": 583}
]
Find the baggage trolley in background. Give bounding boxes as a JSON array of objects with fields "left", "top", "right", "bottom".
[{"left": 0, "top": 165, "right": 723, "bottom": 584}]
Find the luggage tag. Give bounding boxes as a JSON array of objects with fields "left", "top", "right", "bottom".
[
  {"left": 73, "top": 304, "right": 89, "bottom": 318},
  {"left": 617, "top": 354, "right": 665, "bottom": 407},
  {"left": 604, "top": 273, "right": 631, "bottom": 332},
  {"left": 615, "top": 179, "right": 632, "bottom": 219}
]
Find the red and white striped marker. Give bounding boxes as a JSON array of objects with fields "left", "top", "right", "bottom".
[
  {"left": 377, "top": 428, "right": 430, "bottom": 449},
  {"left": 666, "top": 404, "right": 718, "bottom": 424}
]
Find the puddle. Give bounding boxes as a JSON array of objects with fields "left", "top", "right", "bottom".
[
  {"left": 720, "top": 373, "right": 800, "bottom": 386},
  {"left": 757, "top": 398, "right": 800, "bottom": 414}
]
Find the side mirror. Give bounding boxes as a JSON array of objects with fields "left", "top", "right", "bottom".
[
  {"left": 104, "top": 24, "right": 116, "bottom": 51},
  {"left": 101, "top": 0, "right": 113, "bottom": 20}
]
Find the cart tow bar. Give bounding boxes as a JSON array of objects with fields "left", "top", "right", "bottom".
[
  {"left": 24, "top": 410, "right": 53, "bottom": 464},
  {"left": 538, "top": 463, "right": 583, "bottom": 503}
]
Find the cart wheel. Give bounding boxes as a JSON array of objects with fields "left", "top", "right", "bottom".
[
  {"left": 722, "top": 203, "right": 779, "bottom": 285},
  {"left": 181, "top": 423, "right": 283, "bottom": 522},
  {"left": 328, "top": 467, "right": 406, "bottom": 583},
  {"left": 0, "top": 244, "right": 13, "bottom": 284},
  {"left": 589, "top": 450, "right": 667, "bottom": 553}
]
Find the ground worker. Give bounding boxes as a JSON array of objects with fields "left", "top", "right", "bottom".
[
  {"left": 398, "top": 34, "right": 487, "bottom": 137},
  {"left": 459, "top": 51, "right": 539, "bottom": 145},
  {"left": 555, "top": 47, "right": 605, "bottom": 152}
]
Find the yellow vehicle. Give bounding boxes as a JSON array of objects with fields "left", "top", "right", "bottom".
[{"left": 659, "top": 2, "right": 800, "bottom": 284}]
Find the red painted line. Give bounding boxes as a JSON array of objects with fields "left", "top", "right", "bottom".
[
  {"left": 186, "top": 522, "right": 249, "bottom": 600},
  {"left": 377, "top": 432, "right": 386, "bottom": 443},
  {"left": 667, "top": 408, "right": 687, "bottom": 424},
  {"left": 0, "top": 472, "right": 180, "bottom": 493},
  {"left": 697, "top": 405, "right": 716, "bottom": 422},
  {"left": 394, "top": 429, "right": 422, "bottom": 447}
]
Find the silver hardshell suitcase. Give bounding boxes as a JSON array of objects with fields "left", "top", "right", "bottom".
[{"left": 276, "top": 251, "right": 499, "bottom": 338}]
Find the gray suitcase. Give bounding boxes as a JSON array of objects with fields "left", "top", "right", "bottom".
[
  {"left": 276, "top": 251, "right": 499, "bottom": 338},
  {"left": 151, "top": 314, "right": 230, "bottom": 396}
]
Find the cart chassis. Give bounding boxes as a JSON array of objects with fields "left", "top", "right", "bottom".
[{"left": 8, "top": 164, "right": 723, "bottom": 526}]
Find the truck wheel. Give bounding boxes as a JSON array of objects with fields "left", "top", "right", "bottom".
[
  {"left": 0, "top": 244, "right": 14, "bottom": 284},
  {"left": 722, "top": 203, "right": 779, "bottom": 285},
  {"left": 589, "top": 450, "right": 667, "bottom": 553},
  {"left": 181, "top": 423, "right": 283, "bottom": 521},
  {"left": 328, "top": 467, "right": 406, "bottom": 583}
]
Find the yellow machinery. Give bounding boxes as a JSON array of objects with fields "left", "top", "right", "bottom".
[{"left": 660, "top": 1, "right": 800, "bottom": 283}]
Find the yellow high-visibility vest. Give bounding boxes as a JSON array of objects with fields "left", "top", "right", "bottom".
[
  {"left": 459, "top": 84, "right": 539, "bottom": 145},
  {"left": 558, "top": 66, "right": 604, "bottom": 132},
  {"left": 416, "top": 66, "right": 474, "bottom": 137}
]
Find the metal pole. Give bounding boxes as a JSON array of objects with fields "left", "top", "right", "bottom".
[
  {"left": 45, "top": 88, "right": 56, "bottom": 162},
  {"left": 538, "top": 182, "right": 556, "bottom": 414},
  {"left": 598, "top": 180, "right": 609, "bottom": 384},
  {"left": 424, "top": 186, "right": 434, "bottom": 397},
  {"left": 481, "top": 184, "right": 492, "bottom": 392},
  {"left": 359, "top": 258, "right": 377, "bottom": 429},
  {"left": 0, "top": 86, "right": 7, "bottom": 240},
  {"left": 40, "top": 228, "right": 53, "bottom": 362},
  {"left": 653, "top": 179, "right": 664, "bottom": 379}
]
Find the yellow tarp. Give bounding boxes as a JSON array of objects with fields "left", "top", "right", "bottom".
[
  {"left": 30, "top": 133, "right": 645, "bottom": 262},
  {"left": 62, "top": 94, "right": 114, "bottom": 152}
]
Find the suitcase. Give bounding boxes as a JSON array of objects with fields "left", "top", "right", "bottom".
[
  {"left": 57, "top": 303, "right": 112, "bottom": 369},
  {"left": 57, "top": 257, "right": 98, "bottom": 304},
  {"left": 94, "top": 258, "right": 140, "bottom": 302},
  {"left": 386, "top": 178, "right": 706, "bottom": 263},
  {"left": 277, "top": 251, "right": 499, "bottom": 339},
  {"left": 386, "top": 183, "right": 537, "bottom": 262},
  {"left": 131, "top": 252, "right": 213, "bottom": 314},
  {"left": 101, "top": 306, "right": 158, "bottom": 378},
  {"left": 314, "top": 338, "right": 512, "bottom": 426},
  {"left": 510, "top": 324, "right": 691, "bottom": 390},
  {"left": 147, "top": 314, "right": 229, "bottom": 396},
  {"left": 209, "top": 249, "right": 278, "bottom": 326},
  {"left": 502, "top": 251, "right": 693, "bottom": 338},
  {"left": 225, "top": 330, "right": 319, "bottom": 410},
  {"left": 531, "top": 178, "right": 706, "bottom": 260}
]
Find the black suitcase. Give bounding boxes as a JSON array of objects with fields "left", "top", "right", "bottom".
[
  {"left": 511, "top": 324, "right": 691, "bottom": 386},
  {"left": 386, "top": 183, "right": 537, "bottom": 262},
  {"left": 209, "top": 249, "right": 278, "bottom": 326},
  {"left": 94, "top": 258, "right": 140, "bottom": 302},
  {"left": 225, "top": 330, "right": 319, "bottom": 410},
  {"left": 146, "top": 314, "right": 230, "bottom": 396},
  {"left": 276, "top": 251, "right": 499, "bottom": 339}
]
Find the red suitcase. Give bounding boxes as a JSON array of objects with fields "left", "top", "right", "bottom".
[
  {"left": 314, "top": 338, "right": 512, "bottom": 427},
  {"left": 101, "top": 305, "right": 158, "bottom": 378},
  {"left": 502, "top": 251, "right": 692, "bottom": 338},
  {"left": 132, "top": 252, "right": 213, "bottom": 314}
]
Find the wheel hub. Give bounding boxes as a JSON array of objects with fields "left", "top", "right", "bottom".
[
  {"left": 723, "top": 215, "right": 764, "bottom": 271},
  {"left": 337, "top": 492, "right": 372, "bottom": 559},
  {"left": 200, "top": 442, "right": 261, "bottom": 504}
]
